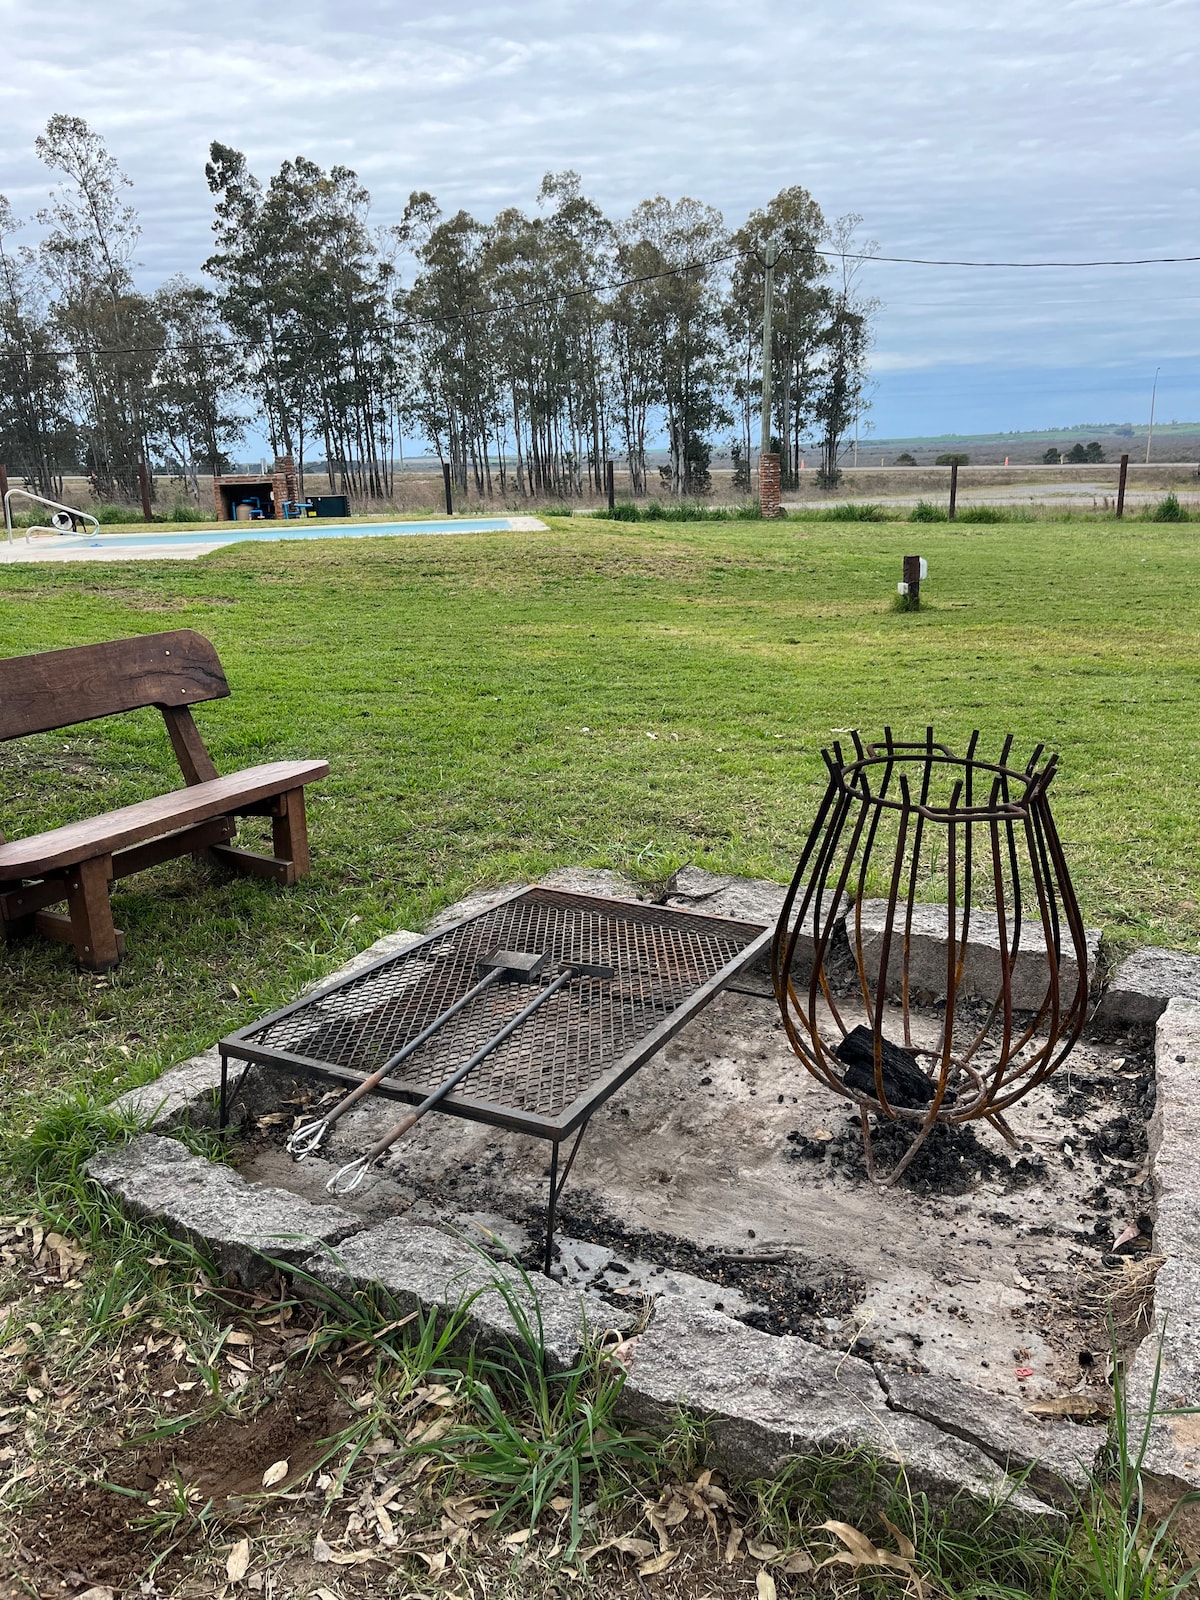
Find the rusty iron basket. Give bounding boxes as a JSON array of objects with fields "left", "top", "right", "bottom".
[{"left": 771, "top": 730, "right": 1089, "bottom": 1184}]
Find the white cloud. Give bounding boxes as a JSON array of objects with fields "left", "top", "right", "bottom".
[{"left": 1, "top": 0, "right": 1195, "bottom": 431}]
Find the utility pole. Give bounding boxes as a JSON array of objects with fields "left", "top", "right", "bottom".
[
  {"left": 1145, "top": 366, "right": 1161, "bottom": 464},
  {"left": 758, "top": 241, "right": 780, "bottom": 518}
]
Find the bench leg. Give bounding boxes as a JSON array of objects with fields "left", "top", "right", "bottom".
[
  {"left": 54, "top": 856, "right": 123, "bottom": 972},
  {"left": 208, "top": 788, "right": 313, "bottom": 887},
  {"left": 271, "top": 788, "right": 311, "bottom": 881}
]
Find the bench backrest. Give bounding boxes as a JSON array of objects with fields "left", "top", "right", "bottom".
[{"left": 0, "top": 630, "right": 230, "bottom": 742}]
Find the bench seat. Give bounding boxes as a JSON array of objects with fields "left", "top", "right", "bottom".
[
  {"left": 0, "top": 760, "right": 330, "bottom": 878},
  {"left": 2, "top": 631, "right": 329, "bottom": 971}
]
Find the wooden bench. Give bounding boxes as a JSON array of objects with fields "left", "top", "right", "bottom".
[{"left": 0, "top": 630, "right": 329, "bottom": 971}]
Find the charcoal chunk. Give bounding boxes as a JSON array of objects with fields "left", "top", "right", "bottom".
[{"left": 834, "top": 1024, "right": 935, "bottom": 1108}]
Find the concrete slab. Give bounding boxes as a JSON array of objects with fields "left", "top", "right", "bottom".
[
  {"left": 87, "top": 1134, "right": 362, "bottom": 1287},
  {"left": 299, "top": 1221, "right": 625, "bottom": 1370},
  {"left": 850, "top": 900, "right": 1100, "bottom": 1010},
  {"left": 619, "top": 1299, "right": 1057, "bottom": 1522},
  {"left": 1097, "top": 947, "right": 1200, "bottom": 1030}
]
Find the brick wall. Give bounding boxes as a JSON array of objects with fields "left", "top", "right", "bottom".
[{"left": 759, "top": 452, "right": 781, "bottom": 518}]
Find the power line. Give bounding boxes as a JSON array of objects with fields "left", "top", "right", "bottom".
[
  {"left": 5, "top": 238, "right": 1199, "bottom": 361},
  {"left": 836, "top": 249, "right": 1200, "bottom": 268}
]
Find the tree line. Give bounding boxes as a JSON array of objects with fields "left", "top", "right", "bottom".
[{"left": 0, "top": 115, "right": 878, "bottom": 506}]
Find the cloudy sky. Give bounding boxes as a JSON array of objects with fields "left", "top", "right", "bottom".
[{"left": 2, "top": 0, "right": 1196, "bottom": 440}]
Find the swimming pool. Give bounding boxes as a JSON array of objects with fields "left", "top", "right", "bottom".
[{"left": 57, "top": 517, "right": 520, "bottom": 550}]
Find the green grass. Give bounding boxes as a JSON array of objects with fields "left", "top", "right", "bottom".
[{"left": 1, "top": 512, "right": 1198, "bottom": 1127}]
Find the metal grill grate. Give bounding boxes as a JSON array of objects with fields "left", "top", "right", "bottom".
[{"left": 222, "top": 887, "right": 771, "bottom": 1138}]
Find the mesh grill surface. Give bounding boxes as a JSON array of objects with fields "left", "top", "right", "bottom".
[{"left": 235, "top": 889, "right": 762, "bottom": 1122}]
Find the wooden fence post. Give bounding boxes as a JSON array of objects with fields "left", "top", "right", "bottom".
[{"left": 903, "top": 554, "right": 922, "bottom": 609}]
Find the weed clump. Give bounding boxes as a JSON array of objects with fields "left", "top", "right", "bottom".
[
  {"left": 910, "top": 500, "right": 948, "bottom": 522},
  {"left": 1149, "top": 492, "right": 1188, "bottom": 522},
  {"left": 596, "top": 500, "right": 767, "bottom": 523},
  {"left": 818, "top": 503, "right": 890, "bottom": 522}
]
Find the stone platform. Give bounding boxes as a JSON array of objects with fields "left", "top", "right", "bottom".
[{"left": 88, "top": 867, "right": 1200, "bottom": 1526}]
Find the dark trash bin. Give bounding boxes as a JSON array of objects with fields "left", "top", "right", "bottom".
[{"left": 312, "top": 495, "right": 350, "bottom": 518}]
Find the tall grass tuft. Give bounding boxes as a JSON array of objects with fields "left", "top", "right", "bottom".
[
  {"left": 595, "top": 500, "right": 765, "bottom": 523},
  {"left": 413, "top": 1252, "right": 652, "bottom": 1556},
  {"left": 910, "top": 500, "right": 949, "bottom": 522},
  {"left": 1076, "top": 1331, "right": 1200, "bottom": 1600},
  {"left": 1149, "top": 493, "right": 1188, "bottom": 523}
]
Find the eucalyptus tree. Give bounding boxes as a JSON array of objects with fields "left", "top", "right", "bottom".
[
  {"left": 617, "top": 197, "right": 731, "bottom": 496},
  {"left": 206, "top": 145, "right": 399, "bottom": 498},
  {"left": 730, "top": 187, "right": 828, "bottom": 488},
  {"left": 0, "top": 197, "right": 76, "bottom": 496},
  {"left": 151, "top": 276, "right": 243, "bottom": 497},
  {"left": 36, "top": 114, "right": 160, "bottom": 500},
  {"left": 399, "top": 194, "right": 500, "bottom": 495},
  {"left": 812, "top": 215, "right": 880, "bottom": 488}
]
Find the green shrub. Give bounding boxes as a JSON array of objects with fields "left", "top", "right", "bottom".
[
  {"left": 94, "top": 503, "right": 136, "bottom": 524},
  {"left": 1150, "top": 492, "right": 1187, "bottom": 522},
  {"left": 597, "top": 499, "right": 765, "bottom": 524},
  {"left": 161, "top": 502, "right": 207, "bottom": 523},
  {"left": 955, "top": 505, "right": 1005, "bottom": 523},
  {"left": 934, "top": 452, "right": 969, "bottom": 466},
  {"left": 910, "top": 500, "right": 948, "bottom": 522},
  {"left": 820, "top": 502, "right": 889, "bottom": 522}
]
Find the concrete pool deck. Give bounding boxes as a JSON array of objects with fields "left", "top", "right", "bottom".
[{"left": 0, "top": 515, "right": 548, "bottom": 563}]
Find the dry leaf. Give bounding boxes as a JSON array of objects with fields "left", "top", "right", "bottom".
[
  {"left": 747, "top": 1538, "right": 781, "bottom": 1559},
  {"left": 549, "top": 1495, "right": 573, "bottom": 1512},
  {"left": 226, "top": 1538, "right": 250, "bottom": 1583},
  {"left": 503, "top": 1527, "right": 532, "bottom": 1546},
  {"left": 312, "top": 1535, "right": 333, "bottom": 1562},
  {"left": 816, "top": 1520, "right": 919, "bottom": 1582},
  {"left": 661, "top": 1497, "right": 689, "bottom": 1528},
  {"left": 580, "top": 1535, "right": 656, "bottom": 1563},
  {"left": 1025, "top": 1394, "right": 1111, "bottom": 1420},
  {"left": 638, "top": 1550, "right": 677, "bottom": 1576},
  {"left": 261, "top": 1459, "right": 289, "bottom": 1488},
  {"left": 782, "top": 1551, "right": 814, "bottom": 1574},
  {"left": 756, "top": 1571, "right": 777, "bottom": 1600},
  {"left": 76, "top": 1589, "right": 114, "bottom": 1600},
  {"left": 880, "top": 1513, "right": 917, "bottom": 1562},
  {"left": 724, "top": 1523, "right": 744, "bottom": 1565},
  {"left": 314, "top": 1588, "right": 339, "bottom": 1600}
]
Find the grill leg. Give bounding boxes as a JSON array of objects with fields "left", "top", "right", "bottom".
[
  {"left": 218, "top": 1049, "right": 253, "bottom": 1136},
  {"left": 543, "top": 1143, "right": 560, "bottom": 1279},
  {"left": 541, "top": 1122, "right": 590, "bottom": 1279}
]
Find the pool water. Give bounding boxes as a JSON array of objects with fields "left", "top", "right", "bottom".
[{"left": 40, "top": 517, "right": 520, "bottom": 552}]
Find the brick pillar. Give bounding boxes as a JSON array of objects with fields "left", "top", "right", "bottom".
[
  {"left": 759, "top": 451, "right": 781, "bottom": 519},
  {"left": 213, "top": 478, "right": 226, "bottom": 521},
  {"left": 273, "top": 455, "right": 296, "bottom": 519}
]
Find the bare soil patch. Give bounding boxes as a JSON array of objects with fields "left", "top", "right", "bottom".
[{"left": 7, "top": 1374, "right": 348, "bottom": 1597}]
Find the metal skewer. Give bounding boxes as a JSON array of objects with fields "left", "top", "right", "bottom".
[
  {"left": 288, "top": 949, "right": 547, "bottom": 1159},
  {"left": 327, "top": 960, "right": 613, "bottom": 1196}
]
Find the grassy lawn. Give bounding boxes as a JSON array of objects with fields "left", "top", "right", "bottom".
[{"left": 1, "top": 514, "right": 1198, "bottom": 1595}]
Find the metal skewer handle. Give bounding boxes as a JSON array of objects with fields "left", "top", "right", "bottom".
[
  {"left": 327, "top": 960, "right": 612, "bottom": 1196},
  {"left": 288, "top": 949, "right": 546, "bottom": 1159}
]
